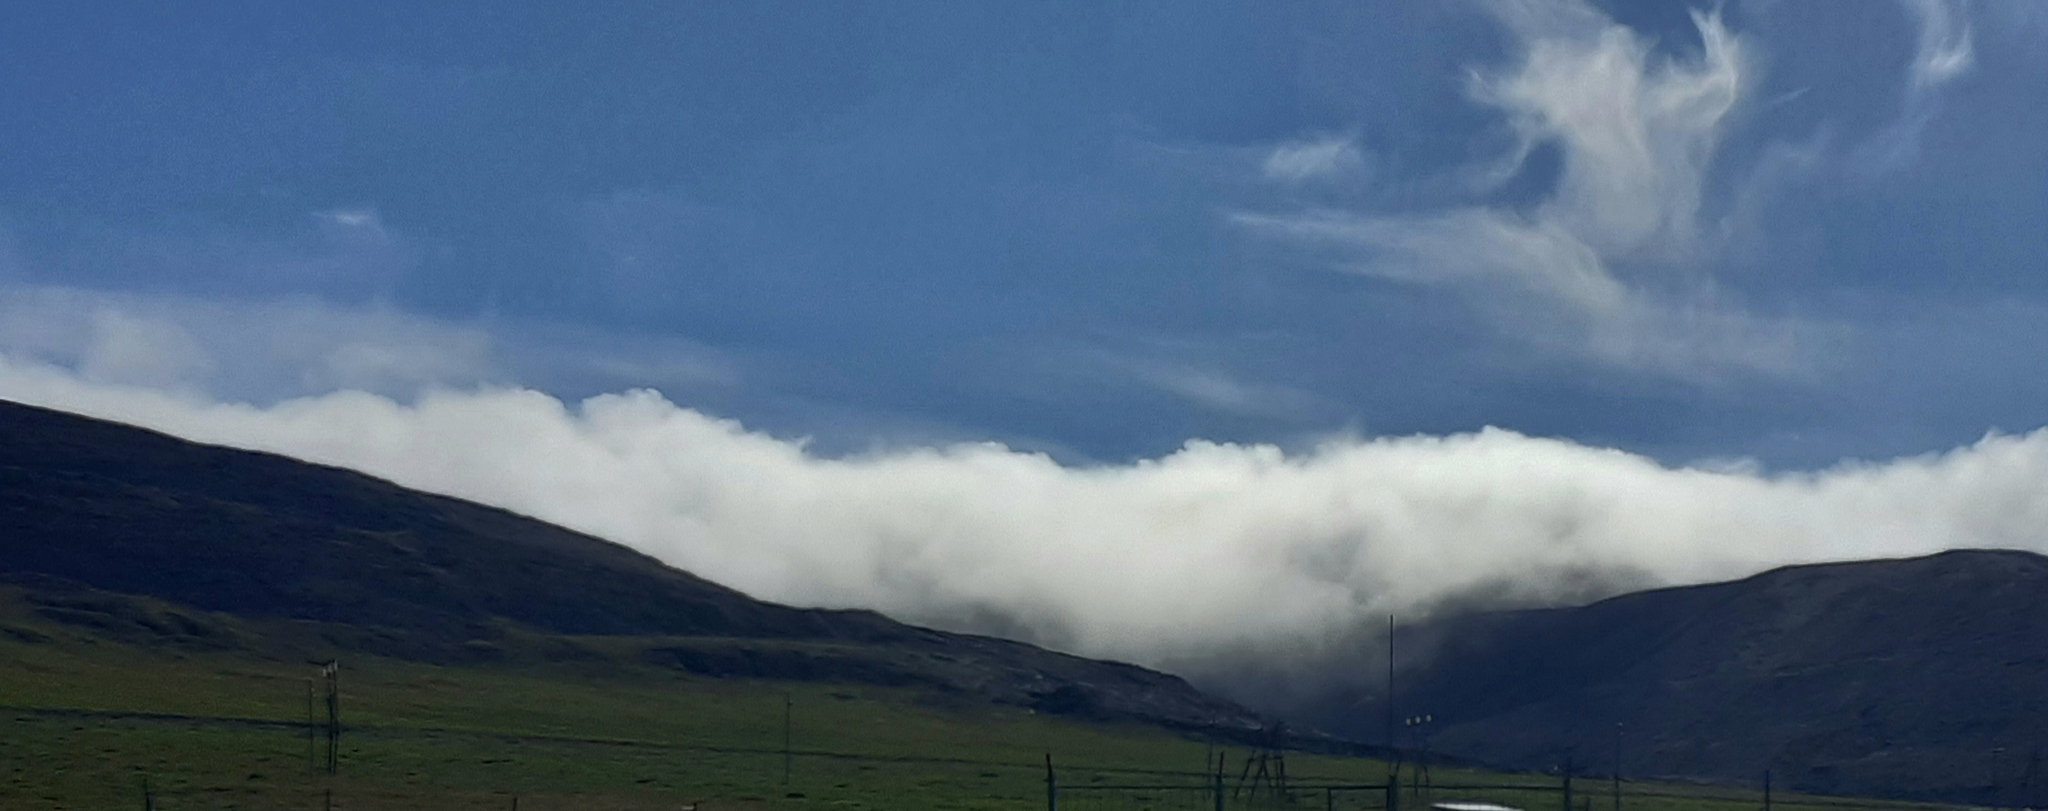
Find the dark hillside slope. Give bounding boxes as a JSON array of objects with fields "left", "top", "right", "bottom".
[
  {"left": 0, "top": 398, "right": 1262, "bottom": 732},
  {"left": 1338, "top": 550, "right": 2048, "bottom": 804},
  {"left": 0, "top": 398, "right": 893, "bottom": 641}
]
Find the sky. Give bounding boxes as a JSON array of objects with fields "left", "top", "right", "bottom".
[{"left": 3, "top": 0, "right": 2048, "bottom": 706}]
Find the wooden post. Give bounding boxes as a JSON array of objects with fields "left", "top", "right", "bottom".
[
  {"left": 1561, "top": 758, "right": 1573, "bottom": 811},
  {"left": 323, "top": 660, "right": 341, "bottom": 775},
  {"left": 1045, "top": 753, "right": 1057, "bottom": 811},
  {"left": 306, "top": 679, "right": 316, "bottom": 775},
  {"left": 783, "top": 694, "right": 793, "bottom": 786},
  {"left": 1762, "top": 770, "right": 1771, "bottom": 811},
  {"left": 1277, "top": 751, "right": 1288, "bottom": 802},
  {"left": 1612, "top": 723, "right": 1622, "bottom": 811},
  {"left": 1386, "top": 772, "right": 1399, "bottom": 811},
  {"left": 1214, "top": 749, "right": 1226, "bottom": 811}
]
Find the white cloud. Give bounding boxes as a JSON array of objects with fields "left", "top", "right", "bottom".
[
  {"left": 1239, "top": 1, "right": 1816, "bottom": 380},
  {"left": 1850, "top": 0, "right": 1977, "bottom": 176},
  {"left": 316, "top": 208, "right": 385, "bottom": 232},
  {"left": 1905, "top": 0, "right": 1974, "bottom": 92},
  {"left": 0, "top": 282, "right": 746, "bottom": 409},
  {"left": 1133, "top": 364, "right": 1324, "bottom": 420},
  {"left": 0, "top": 286, "right": 500, "bottom": 400},
  {"left": 5, "top": 365, "right": 2046, "bottom": 688},
  {"left": 1481, "top": 5, "right": 1742, "bottom": 258},
  {"left": 1086, "top": 349, "right": 1329, "bottom": 420},
  {"left": 78, "top": 309, "right": 216, "bottom": 389},
  {"left": 1263, "top": 135, "right": 1367, "bottom": 183}
]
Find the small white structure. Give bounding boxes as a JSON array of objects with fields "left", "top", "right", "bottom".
[{"left": 1431, "top": 803, "right": 1524, "bottom": 811}]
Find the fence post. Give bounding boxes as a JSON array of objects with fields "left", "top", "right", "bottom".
[
  {"left": 1763, "top": 770, "right": 1771, "bottom": 811},
  {"left": 1387, "top": 773, "right": 1399, "bottom": 811},
  {"left": 324, "top": 660, "right": 341, "bottom": 775},
  {"left": 1214, "top": 753, "right": 1226, "bottom": 811},
  {"left": 1046, "top": 752, "right": 1057, "bottom": 811},
  {"left": 1561, "top": 759, "right": 1573, "bottom": 811}
]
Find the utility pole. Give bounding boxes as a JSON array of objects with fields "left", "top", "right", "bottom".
[
  {"left": 1613, "top": 723, "right": 1623, "bottom": 811},
  {"left": 1386, "top": 615, "right": 1398, "bottom": 781}
]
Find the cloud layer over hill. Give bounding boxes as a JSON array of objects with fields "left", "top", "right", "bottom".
[{"left": 6, "top": 356, "right": 2045, "bottom": 689}]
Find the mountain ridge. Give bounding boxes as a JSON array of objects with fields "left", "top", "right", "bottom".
[
  {"left": 1327, "top": 548, "right": 2048, "bottom": 804},
  {"left": 0, "top": 397, "right": 1265, "bottom": 735},
  {"left": 19, "top": 394, "right": 2048, "bottom": 804}
]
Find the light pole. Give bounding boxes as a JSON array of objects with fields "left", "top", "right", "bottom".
[{"left": 1405, "top": 714, "right": 1435, "bottom": 800}]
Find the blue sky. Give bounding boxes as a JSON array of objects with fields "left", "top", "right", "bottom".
[{"left": 4, "top": 0, "right": 2045, "bottom": 468}]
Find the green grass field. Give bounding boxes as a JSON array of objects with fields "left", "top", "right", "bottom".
[{"left": 0, "top": 589, "right": 1969, "bottom": 811}]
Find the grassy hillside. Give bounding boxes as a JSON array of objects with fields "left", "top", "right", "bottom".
[
  {"left": 0, "top": 586, "right": 1965, "bottom": 811},
  {"left": 0, "top": 582, "right": 1314, "bottom": 811}
]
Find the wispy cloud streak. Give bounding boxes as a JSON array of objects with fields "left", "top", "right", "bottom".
[
  {"left": 1852, "top": 0, "right": 1976, "bottom": 175},
  {"left": 1239, "top": 1, "right": 1824, "bottom": 379}
]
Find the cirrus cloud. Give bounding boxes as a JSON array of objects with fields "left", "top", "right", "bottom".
[{"left": 1238, "top": 1, "right": 1833, "bottom": 381}]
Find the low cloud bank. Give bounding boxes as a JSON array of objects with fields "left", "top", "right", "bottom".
[{"left": 5, "top": 356, "right": 2045, "bottom": 687}]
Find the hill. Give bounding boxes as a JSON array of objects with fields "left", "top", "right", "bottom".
[
  {"left": 1326, "top": 549, "right": 2048, "bottom": 804},
  {"left": 0, "top": 397, "right": 1260, "bottom": 733}
]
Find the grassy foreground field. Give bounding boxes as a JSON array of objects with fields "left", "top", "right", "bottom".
[{"left": 0, "top": 589, "right": 1967, "bottom": 811}]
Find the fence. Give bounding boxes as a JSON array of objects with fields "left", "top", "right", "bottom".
[
  {"left": 1052, "top": 762, "right": 1959, "bottom": 811},
  {"left": 3, "top": 706, "right": 1975, "bottom": 811}
]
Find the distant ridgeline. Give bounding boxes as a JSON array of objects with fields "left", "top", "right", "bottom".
[{"left": 1325, "top": 548, "right": 2048, "bottom": 805}]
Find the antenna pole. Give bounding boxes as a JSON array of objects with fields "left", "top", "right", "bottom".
[{"left": 1386, "top": 615, "right": 1398, "bottom": 779}]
